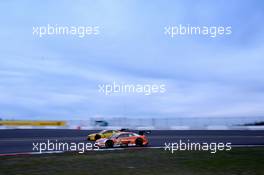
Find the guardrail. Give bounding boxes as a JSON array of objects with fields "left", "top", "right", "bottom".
[
  {"left": 0, "top": 118, "right": 264, "bottom": 130},
  {"left": 0, "top": 120, "right": 66, "bottom": 127}
]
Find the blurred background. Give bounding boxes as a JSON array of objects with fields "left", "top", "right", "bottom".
[{"left": 0, "top": 0, "right": 264, "bottom": 130}]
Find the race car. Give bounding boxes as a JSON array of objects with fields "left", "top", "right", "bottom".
[
  {"left": 95, "top": 131, "right": 149, "bottom": 148},
  {"left": 87, "top": 129, "right": 120, "bottom": 141}
]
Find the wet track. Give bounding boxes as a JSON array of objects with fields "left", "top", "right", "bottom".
[{"left": 0, "top": 129, "right": 264, "bottom": 154}]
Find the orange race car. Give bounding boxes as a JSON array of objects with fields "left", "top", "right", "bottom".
[{"left": 95, "top": 131, "right": 149, "bottom": 148}]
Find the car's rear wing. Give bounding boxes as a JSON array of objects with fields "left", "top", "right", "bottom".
[{"left": 138, "top": 130, "right": 151, "bottom": 135}]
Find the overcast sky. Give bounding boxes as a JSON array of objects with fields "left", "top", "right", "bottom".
[{"left": 0, "top": 0, "right": 264, "bottom": 120}]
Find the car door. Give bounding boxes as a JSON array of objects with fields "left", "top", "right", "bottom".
[
  {"left": 127, "top": 133, "right": 137, "bottom": 144},
  {"left": 103, "top": 130, "right": 113, "bottom": 138},
  {"left": 117, "top": 134, "right": 130, "bottom": 145}
]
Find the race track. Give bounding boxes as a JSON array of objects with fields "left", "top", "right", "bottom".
[{"left": 0, "top": 129, "right": 263, "bottom": 154}]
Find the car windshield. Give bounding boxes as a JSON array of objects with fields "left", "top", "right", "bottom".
[{"left": 99, "top": 130, "right": 107, "bottom": 134}]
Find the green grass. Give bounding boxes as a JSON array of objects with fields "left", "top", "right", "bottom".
[{"left": 0, "top": 147, "right": 264, "bottom": 175}]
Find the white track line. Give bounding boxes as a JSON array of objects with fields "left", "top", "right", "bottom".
[{"left": 0, "top": 145, "right": 263, "bottom": 156}]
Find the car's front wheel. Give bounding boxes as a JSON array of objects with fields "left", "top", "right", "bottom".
[
  {"left": 105, "top": 140, "right": 114, "bottom": 148},
  {"left": 95, "top": 134, "right": 101, "bottom": 140}
]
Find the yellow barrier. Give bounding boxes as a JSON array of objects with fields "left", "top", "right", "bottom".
[{"left": 0, "top": 121, "right": 66, "bottom": 126}]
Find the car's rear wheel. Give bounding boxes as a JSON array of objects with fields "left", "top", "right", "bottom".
[
  {"left": 105, "top": 140, "right": 114, "bottom": 148},
  {"left": 135, "top": 138, "right": 143, "bottom": 146},
  {"left": 95, "top": 134, "right": 101, "bottom": 140}
]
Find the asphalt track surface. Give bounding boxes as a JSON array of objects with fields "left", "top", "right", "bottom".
[{"left": 0, "top": 129, "right": 263, "bottom": 154}]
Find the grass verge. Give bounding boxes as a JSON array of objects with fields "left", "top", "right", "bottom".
[{"left": 0, "top": 147, "right": 263, "bottom": 175}]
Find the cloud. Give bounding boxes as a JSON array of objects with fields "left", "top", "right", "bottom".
[{"left": 0, "top": 0, "right": 263, "bottom": 120}]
